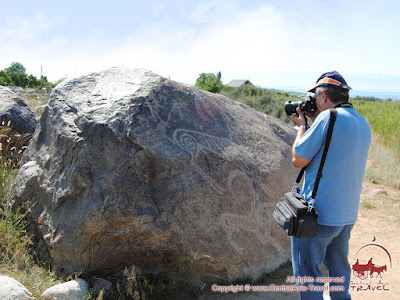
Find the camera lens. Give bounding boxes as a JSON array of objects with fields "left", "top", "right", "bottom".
[
  {"left": 284, "top": 96, "right": 317, "bottom": 115},
  {"left": 284, "top": 101, "right": 300, "bottom": 115}
]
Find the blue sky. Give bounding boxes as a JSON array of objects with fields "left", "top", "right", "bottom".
[{"left": 1, "top": 0, "right": 399, "bottom": 93}]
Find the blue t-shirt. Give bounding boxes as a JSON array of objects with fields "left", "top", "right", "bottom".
[{"left": 294, "top": 107, "right": 371, "bottom": 226}]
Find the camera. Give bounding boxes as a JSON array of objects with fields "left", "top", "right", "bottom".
[{"left": 284, "top": 96, "right": 317, "bottom": 115}]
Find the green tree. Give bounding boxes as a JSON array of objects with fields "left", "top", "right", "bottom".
[
  {"left": 195, "top": 72, "right": 223, "bottom": 93},
  {"left": 40, "top": 75, "right": 52, "bottom": 87},
  {"left": 3, "top": 62, "right": 27, "bottom": 86},
  {"left": 0, "top": 71, "right": 12, "bottom": 86},
  {"left": 27, "top": 75, "right": 39, "bottom": 87},
  {"left": 1, "top": 62, "right": 55, "bottom": 88},
  {"left": 18, "top": 73, "right": 28, "bottom": 87},
  {"left": 4, "top": 62, "right": 26, "bottom": 75}
]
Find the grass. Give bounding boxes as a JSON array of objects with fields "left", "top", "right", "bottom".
[
  {"left": 360, "top": 199, "right": 376, "bottom": 210},
  {"left": 0, "top": 122, "right": 30, "bottom": 169},
  {"left": 20, "top": 88, "right": 51, "bottom": 116},
  {"left": 352, "top": 99, "right": 400, "bottom": 160},
  {"left": 352, "top": 99, "right": 400, "bottom": 189},
  {"left": 363, "top": 134, "right": 400, "bottom": 189},
  {"left": 0, "top": 121, "right": 63, "bottom": 297},
  {"left": 0, "top": 123, "right": 30, "bottom": 272},
  {"left": 0, "top": 166, "right": 63, "bottom": 297}
]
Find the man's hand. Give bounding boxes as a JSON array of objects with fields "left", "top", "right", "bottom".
[
  {"left": 292, "top": 107, "right": 321, "bottom": 125},
  {"left": 292, "top": 107, "right": 307, "bottom": 127},
  {"left": 304, "top": 110, "right": 319, "bottom": 122}
]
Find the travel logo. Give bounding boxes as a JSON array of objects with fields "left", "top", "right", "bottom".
[{"left": 350, "top": 237, "right": 392, "bottom": 292}]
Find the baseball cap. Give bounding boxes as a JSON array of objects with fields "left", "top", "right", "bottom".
[{"left": 307, "top": 71, "right": 351, "bottom": 93}]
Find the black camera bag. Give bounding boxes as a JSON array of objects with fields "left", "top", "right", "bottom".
[
  {"left": 273, "top": 192, "right": 318, "bottom": 238},
  {"left": 273, "top": 109, "right": 337, "bottom": 238}
]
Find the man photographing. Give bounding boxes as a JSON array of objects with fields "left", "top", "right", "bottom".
[{"left": 291, "top": 71, "right": 371, "bottom": 299}]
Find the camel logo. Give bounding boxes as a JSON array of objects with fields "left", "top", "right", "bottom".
[{"left": 352, "top": 237, "right": 392, "bottom": 280}]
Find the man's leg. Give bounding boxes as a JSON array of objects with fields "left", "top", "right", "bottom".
[
  {"left": 324, "top": 224, "right": 354, "bottom": 300},
  {"left": 291, "top": 225, "right": 345, "bottom": 300}
]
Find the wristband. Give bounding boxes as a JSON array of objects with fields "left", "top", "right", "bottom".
[{"left": 299, "top": 125, "right": 309, "bottom": 130}]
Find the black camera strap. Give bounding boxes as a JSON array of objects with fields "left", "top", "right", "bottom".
[
  {"left": 295, "top": 109, "right": 337, "bottom": 206},
  {"left": 311, "top": 108, "right": 337, "bottom": 199}
]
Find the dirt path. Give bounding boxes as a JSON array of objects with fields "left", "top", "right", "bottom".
[
  {"left": 200, "top": 179, "right": 399, "bottom": 300},
  {"left": 349, "top": 181, "right": 399, "bottom": 300}
]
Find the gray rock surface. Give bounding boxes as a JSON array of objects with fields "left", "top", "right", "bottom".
[
  {"left": 14, "top": 66, "right": 297, "bottom": 282},
  {"left": 41, "top": 279, "right": 89, "bottom": 300},
  {"left": 0, "top": 274, "right": 35, "bottom": 300},
  {"left": 0, "top": 86, "right": 37, "bottom": 136}
]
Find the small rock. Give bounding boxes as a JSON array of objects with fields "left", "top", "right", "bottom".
[
  {"left": 41, "top": 279, "right": 89, "bottom": 300},
  {"left": 0, "top": 274, "right": 35, "bottom": 300},
  {"left": 91, "top": 278, "right": 112, "bottom": 294},
  {"left": 362, "top": 188, "right": 387, "bottom": 196}
]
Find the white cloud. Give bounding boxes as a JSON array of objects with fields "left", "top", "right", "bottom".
[
  {"left": 89, "top": 5, "right": 303, "bottom": 83},
  {"left": 0, "top": 12, "right": 69, "bottom": 77},
  {"left": 1, "top": 1, "right": 399, "bottom": 93}
]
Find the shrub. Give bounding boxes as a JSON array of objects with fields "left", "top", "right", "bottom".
[
  {"left": 195, "top": 72, "right": 223, "bottom": 93},
  {"left": 220, "top": 85, "right": 295, "bottom": 124}
]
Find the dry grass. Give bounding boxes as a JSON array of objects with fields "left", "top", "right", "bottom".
[
  {"left": 0, "top": 121, "right": 30, "bottom": 169},
  {"left": 20, "top": 89, "right": 50, "bottom": 116},
  {"left": 365, "top": 134, "right": 400, "bottom": 189}
]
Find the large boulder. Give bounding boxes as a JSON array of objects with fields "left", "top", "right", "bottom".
[
  {"left": 0, "top": 86, "right": 37, "bottom": 136},
  {"left": 14, "top": 67, "right": 297, "bottom": 282}
]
